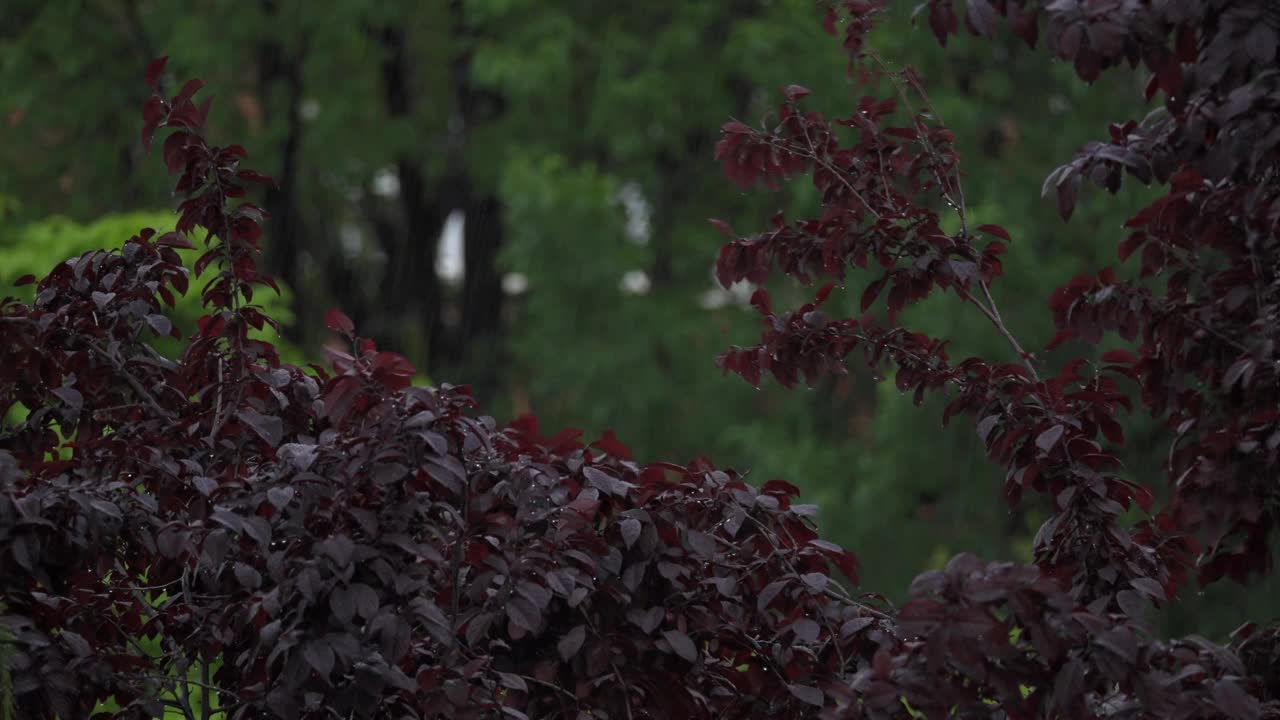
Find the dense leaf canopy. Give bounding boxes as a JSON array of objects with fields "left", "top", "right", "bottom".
[{"left": 2, "top": 1, "right": 1280, "bottom": 718}]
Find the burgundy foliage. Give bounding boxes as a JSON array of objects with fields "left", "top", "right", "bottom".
[
  {"left": 711, "top": 0, "right": 1280, "bottom": 717},
  {"left": 1, "top": 1, "right": 1279, "bottom": 717},
  {"left": 0, "top": 57, "right": 873, "bottom": 720}
]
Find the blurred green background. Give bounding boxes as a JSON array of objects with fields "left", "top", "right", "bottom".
[{"left": 2, "top": 0, "right": 1274, "bottom": 639}]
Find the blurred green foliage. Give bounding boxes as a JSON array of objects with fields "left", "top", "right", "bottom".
[
  {"left": 0, "top": 211, "right": 301, "bottom": 363},
  {"left": 1, "top": 0, "right": 1274, "bottom": 644}
]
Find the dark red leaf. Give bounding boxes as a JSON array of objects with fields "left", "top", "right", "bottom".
[
  {"left": 708, "top": 218, "right": 736, "bottom": 238},
  {"left": 325, "top": 308, "right": 355, "bottom": 335},
  {"left": 237, "top": 169, "right": 277, "bottom": 187},
  {"left": 1101, "top": 349, "right": 1138, "bottom": 364},
  {"left": 371, "top": 352, "right": 416, "bottom": 391},
  {"left": 173, "top": 78, "right": 205, "bottom": 107},
  {"left": 788, "top": 684, "right": 824, "bottom": 707},
  {"left": 144, "top": 56, "right": 168, "bottom": 89},
  {"left": 557, "top": 625, "right": 587, "bottom": 661},
  {"left": 238, "top": 408, "right": 282, "bottom": 447},
  {"left": 497, "top": 673, "right": 528, "bottom": 692},
  {"left": 1132, "top": 485, "right": 1154, "bottom": 513},
  {"left": 267, "top": 485, "right": 295, "bottom": 510},
  {"left": 784, "top": 84, "right": 812, "bottom": 101},
  {"left": 303, "top": 639, "right": 335, "bottom": 677},
  {"left": 1130, "top": 576, "right": 1166, "bottom": 601},
  {"left": 661, "top": 629, "right": 697, "bottom": 662},
  {"left": 1036, "top": 425, "right": 1065, "bottom": 452},
  {"left": 1213, "top": 679, "right": 1260, "bottom": 720},
  {"left": 145, "top": 314, "right": 174, "bottom": 338},
  {"left": 975, "top": 223, "right": 1011, "bottom": 241},
  {"left": 966, "top": 0, "right": 998, "bottom": 37},
  {"left": 619, "top": 518, "right": 641, "bottom": 549},
  {"left": 155, "top": 231, "right": 195, "bottom": 249},
  {"left": 163, "top": 131, "right": 189, "bottom": 175},
  {"left": 590, "top": 429, "right": 633, "bottom": 460},
  {"left": 233, "top": 562, "right": 261, "bottom": 590},
  {"left": 52, "top": 386, "right": 83, "bottom": 411}
]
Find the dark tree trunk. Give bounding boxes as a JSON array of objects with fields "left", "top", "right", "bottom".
[
  {"left": 457, "top": 193, "right": 504, "bottom": 402},
  {"left": 256, "top": 3, "right": 310, "bottom": 336},
  {"left": 434, "top": 0, "right": 507, "bottom": 403},
  {"left": 352, "top": 7, "right": 507, "bottom": 393},
  {"left": 393, "top": 159, "right": 444, "bottom": 365},
  {"left": 365, "top": 24, "right": 445, "bottom": 365}
]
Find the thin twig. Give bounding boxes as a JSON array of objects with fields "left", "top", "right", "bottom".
[
  {"left": 448, "top": 474, "right": 470, "bottom": 664},
  {"left": 868, "top": 51, "right": 969, "bottom": 230},
  {"left": 572, "top": 605, "right": 636, "bottom": 718},
  {"left": 84, "top": 339, "right": 173, "bottom": 418},
  {"left": 515, "top": 673, "right": 579, "bottom": 704},
  {"left": 142, "top": 673, "right": 238, "bottom": 702},
  {"left": 174, "top": 663, "right": 197, "bottom": 720},
  {"left": 200, "top": 658, "right": 213, "bottom": 720},
  {"left": 868, "top": 51, "right": 1044, "bottom": 382},
  {"left": 956, "top": 286, "right": 1042, "bottom": 383},
  {"left": 978, "top": 281, "right": 1041, "bottom": 381},
  {"left": 772, "top": 136, "right": 883, "bottom": 222},
  {"left": 610, "top": 662, "right": 636, "bottom": 720}
]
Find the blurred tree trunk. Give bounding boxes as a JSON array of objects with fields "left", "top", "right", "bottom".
[
  {"left": 436, "top": 0, "right": 506, "bottom": 403},
  {"left": 369, "top": 24, "right": 444, "bottom": 367},
  {"left": 458, "top": 193, "right": 504, "bottom": 403},
  {"left": 256, "top": 0, "right": 311, "bottom": 335},
  {"left": 362, "top": 9, "right": 506, "bottom": 402}
]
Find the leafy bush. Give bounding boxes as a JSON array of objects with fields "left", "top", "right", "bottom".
[
  {"left": 711, "top": 0, "right": 1280, "bottom": 715},
  {"left": 0, "top": 211, "right": 297, "bottom": 363},
  {"left": 0, "top": 602, "right": 12, "bottom": 720},
  {"left": 0, "top": 58, "right": 871, "bottom": 720},
  {"left": 1, "top": 3, "right": 1279, "bottom": 719}
]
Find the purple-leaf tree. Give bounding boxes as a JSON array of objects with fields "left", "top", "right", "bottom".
[
  {"left": 713, "top": 0, "right": 1280, "bottom": 716},
  {"left": 1, "top": 1, "right": 1279, "bottom": 717}
]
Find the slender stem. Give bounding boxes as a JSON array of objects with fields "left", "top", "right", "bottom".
[
  {"left": 200, "top": 658, "right": 213, "bottom": 720},
  {"left": 84, "top": 339, "right": 173, "bottom": 418},
  {"left": 979, "top": 281, "right": 1040, "bottom": 380},
  {"left": 741, "top": 514, "right": 855, "bottom": 670},
  {"left": 869, "top": 51, "right": 1042, "bottom": 382},
  {"left": 571, "top": 605, "right": 636, "bottom": 717},
  {"left": 514, "top": 673, "right": 579, "bottom": 704},
  {"left": 205, "top": 153, "right": 250, "bottom": 444},
  {"left": 611, "top": 662, "right": 636, "bottom": 720},
  {"left": 868, "top": 51, "right": 969, "bottom": 230},
  {"left": 174, "top": 664, "right": 197, "bottom": 720},
  {"left": 956, "top": 286, "right": 1042, "bottom": 383},
  {"left": 209, "top": 360, "right": 224, "bottom": 442},
  {"left": 773, "top": 134, "right": 883, "bottom": 222},
  {"left": 142, "top": 673, "right": 237, "bottom": 701},
  {"left": 449, "top": 476, "right": 470, "bottom": 663}
]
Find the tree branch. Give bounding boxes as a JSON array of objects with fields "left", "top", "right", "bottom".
[{"left": 84, "top": 339, "right": 174, "bottom": 418}]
